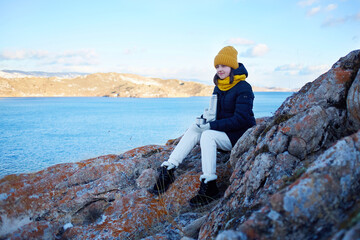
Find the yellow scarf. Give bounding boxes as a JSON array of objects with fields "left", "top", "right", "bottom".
[{"left": 217, "top": 74, "right": 246, "bottom": 91}]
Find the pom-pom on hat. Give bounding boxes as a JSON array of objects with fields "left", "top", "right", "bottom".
[{"left": 214, "top": 46, "right": 239, "bottom": 69}]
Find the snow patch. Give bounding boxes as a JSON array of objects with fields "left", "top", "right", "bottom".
[
  {"left": 0, "top": 71, "right": 34, "bottom": 79},
  {"left": 63, "top": 222, "right": 73, "bottom": 230},
  {"left": 0, "top": 193, "right": 8, "bottom": 200},
  {"left": 120, "top": 76, "right": 161, "bottom": 86},
  {"left": 96, "top": 214, "right": 107, "bottom": 225},
  {"left": 29, "top": 194, "right": 40, "bottom": 199},
  {"left": 0, "top": 215, "right": 31, "bottom": 237},
  {"left": 85, "top": 87, "right": 98, "bottom": 91}
]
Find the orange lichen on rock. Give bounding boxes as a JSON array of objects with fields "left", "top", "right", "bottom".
[
  {"left": 2, "top": 50, "right": 360, "bottom": 240},
  {"left": 334, "top": 68, "right": 352, "bottom": 84}
]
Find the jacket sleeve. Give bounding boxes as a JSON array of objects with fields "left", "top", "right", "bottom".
[{"left": 210, "top": 89, "right": 255, "bottom": 132}]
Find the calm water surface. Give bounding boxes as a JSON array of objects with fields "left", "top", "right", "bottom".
[{"left": 0, "top": 92, "right": 293, "bottom": 176}]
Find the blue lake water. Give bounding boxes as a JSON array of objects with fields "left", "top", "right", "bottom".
[{"left": 0, "top": 92, "right": 293, "bottom": 177}]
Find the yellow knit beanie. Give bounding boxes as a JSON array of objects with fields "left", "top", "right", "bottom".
[{"left": 214, "top": 46, "right": 239, "bottom": 69}]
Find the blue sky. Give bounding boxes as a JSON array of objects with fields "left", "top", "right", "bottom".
[{"left": 0, "top": 0, "right": 359, "bottom": 89}]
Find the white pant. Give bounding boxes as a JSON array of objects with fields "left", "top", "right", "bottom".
[{"left": 162, "top": 124, "right": 232, "bottom": 183}]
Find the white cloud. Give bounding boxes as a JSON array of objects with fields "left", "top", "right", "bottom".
[
  {"left": 275, "top": 64, "right": 302, "bottom": 71},
  {"left": 60, "top": 49, "right": 97, "bottom": 58},
  {"left": 275, "top": 63, "right": 329, "bottom": 75},
  {"left": 0, "top": 49, "right": 99, "bottom": 66},
  {"left": 226, "top": 38, "right": 269, "bottom": 57},
  {"left": 298, "top": 0, "right": 319, "bottom": 7},
  {"left": 122, "top": 47, "right": 147, "bottom": 55},
  {"left": 0, "top": 50, "right": 49, "bottom": 60},
  {"left": 225, "top": 38, "right": 255, "bottom": 45},
  {"left": 307, "top": 6, "right": 321, "bottom": 16},
  {"left": 50, "top": 56, "right": 97, "bottom": 66},
  {"left": 322, "top": 11, "right": 360, "bottom": 27},
  {"left": 299, "top": 64, "right": 329, "bottom": 75},
  {"left": 325, "top": 4, "right": 337, "bottom": 11},
  {"left": 275, "top": 64, "right": 303, "bottom": 75},
  {"left": 50, "top": 49, "right": 98, "bottom": 66},
  {"left": 240, "top": 44, "right": 269, "bottom": 57},
  {"left": 322, "top": 17, "right": 345, "bottom": 26}
]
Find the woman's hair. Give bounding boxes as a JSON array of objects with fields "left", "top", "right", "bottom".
[{"left": 213, "top": 68, "right": 234, "bottom": 86}]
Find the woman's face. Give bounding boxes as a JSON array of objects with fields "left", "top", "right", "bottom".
[{"left": 216, "top": 65, "right": 231, "bottom": 79}]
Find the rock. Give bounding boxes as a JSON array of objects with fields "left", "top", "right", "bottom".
[
  {"left": 347, "top": 69, "right": 360, "bottom": 132},
  {"left": 136, "top": 168, "right": 157, "bottom": 188},
  {"left": 341, "top": 222, "right": 360, "bottom": 240},
  {"left": 245, "top": 153, "right": 275, "bottom": 196},
  {"left": 1, "top": 50, "right": 360, "bottom": 239},
  {"left": 288, "top": 136, "right": 307, "bottom": 159},
  {"left": 142, "top": 212, "right": 203, "bottom": 240},
  {"left": 182, "top": 215, "right": 207, "bottom": 239},
  {"left": 215, "top": 230, "right": 247, "bottom": 240},
  {"left": 197, "top": 50, "right": 360, "bottom": 239},
  {"left": 0, "top": 141, "right": 230, "bottom": 239}
]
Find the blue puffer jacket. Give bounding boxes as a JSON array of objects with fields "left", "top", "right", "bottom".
[{"left": 209, "top": 63, "right": 256, "bottom": 146}]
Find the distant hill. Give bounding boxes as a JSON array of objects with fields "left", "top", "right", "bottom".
[{"left": 0, "top": 70, "right": 295, "bottom": 98}]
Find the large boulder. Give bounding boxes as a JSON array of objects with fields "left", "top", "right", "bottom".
[
  {"left": 0, "top": 141, "right": 230, "bottom": 239},
  {"left": 198, "top": 49, "right": 360, "bottom": 239},
  {"left": 347, "top": 69, "right": 360, "bottom": 131}
]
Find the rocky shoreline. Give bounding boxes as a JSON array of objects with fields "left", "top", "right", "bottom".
[{"left": 0, "top": 50, "right": 359, "bottom": 239}]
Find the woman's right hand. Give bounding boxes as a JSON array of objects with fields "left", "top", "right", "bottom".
[{"left": 203, "top": 108, "right": 216, "bottom": 123}]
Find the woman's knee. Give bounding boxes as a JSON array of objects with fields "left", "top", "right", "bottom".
[
  {"left": 200, "top": 130, "right": 232, "bottom": 151},
  {"left": 200, "top": 130, "right": 215, "bottom": 145}
]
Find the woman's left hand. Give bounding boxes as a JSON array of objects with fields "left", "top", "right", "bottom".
[{"left": 197, "top": 123, "right": 210, "bottom": 131}]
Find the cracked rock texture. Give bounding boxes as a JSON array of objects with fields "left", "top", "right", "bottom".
[{"left": 1, "top": 50, "right": 360, "bottom": 239}]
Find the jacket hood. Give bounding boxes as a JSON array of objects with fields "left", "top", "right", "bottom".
[{"left": 233, "top": 63, "right": 248, "bottom": 78}]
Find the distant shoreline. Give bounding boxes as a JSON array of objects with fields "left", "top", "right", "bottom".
[
  {"left": 0, "top": 70, "right": 297, "bottom": 97},
  {"left": 0, "top": 91, "right": 296, "bottom": 99}
]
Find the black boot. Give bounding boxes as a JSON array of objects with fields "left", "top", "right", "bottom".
[
  {"left": 149, "top": 166, "right": 175, "bottom": 195},
  {"left": 189, "top": 179, "right": 220, "bottom": 208}
]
